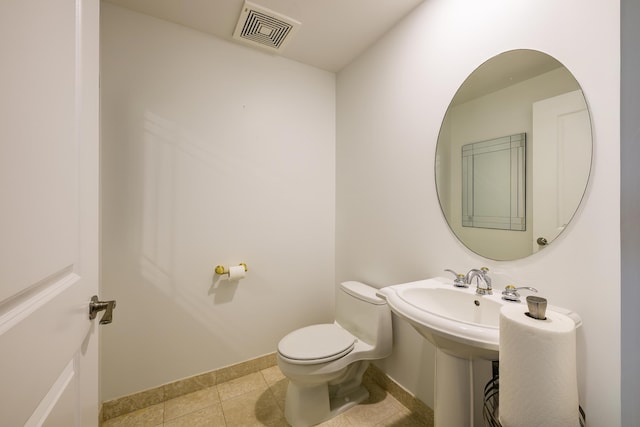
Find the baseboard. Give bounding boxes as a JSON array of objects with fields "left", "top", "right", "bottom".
[
  {"left": 364, "top": 363, "right": 434, "bottom": 423},
  {"left": 101, "top": 352, "right": 276, "bottom": 422}
]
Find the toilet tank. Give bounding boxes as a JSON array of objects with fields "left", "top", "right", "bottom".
[{"left": 335, "top": 281, "right": 392, "bottom": 347}]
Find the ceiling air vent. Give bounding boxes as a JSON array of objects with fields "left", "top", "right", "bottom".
[{"left": 232, "top": 1, "right": 301, "bottom": 53}]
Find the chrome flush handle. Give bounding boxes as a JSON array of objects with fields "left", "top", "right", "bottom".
[{"left": 89, "top": 296, "right": 117, "bottom": 325}]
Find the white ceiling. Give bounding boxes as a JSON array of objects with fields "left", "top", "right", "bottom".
[{"left": 103, "top": 0, "right": 426, "bottom": 72}]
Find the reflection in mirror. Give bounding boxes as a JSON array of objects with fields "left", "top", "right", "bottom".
[
  {"left": 435, "top": 50, "right": 592, "bottom": 261},
  {"left": 462, "top": 133, "right": 526, "bottom": 231}
]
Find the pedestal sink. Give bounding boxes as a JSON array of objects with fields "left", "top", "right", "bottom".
[{"left": 376, "top": 277, "right": 581, "bottom": 427}]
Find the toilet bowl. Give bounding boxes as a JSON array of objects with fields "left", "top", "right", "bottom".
[{"left": 277, "top": 281, "right": 392, "bottom": 427}]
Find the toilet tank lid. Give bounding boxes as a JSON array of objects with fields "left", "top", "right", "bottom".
[{"left": 340, "top": 281, "right": 386, "bottom": 305}]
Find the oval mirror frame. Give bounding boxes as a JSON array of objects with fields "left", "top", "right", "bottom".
[{"left": 435, "top": 49, "right": 592, "bottom": 261}]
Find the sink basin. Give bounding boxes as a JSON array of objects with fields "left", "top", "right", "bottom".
[{"left": 377, "top": 277, "right": 581, "bottom": 360}]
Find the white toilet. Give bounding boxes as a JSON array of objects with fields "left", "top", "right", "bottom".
[{"left": 277, "top": 281, "right": 393, "bottom": 427}]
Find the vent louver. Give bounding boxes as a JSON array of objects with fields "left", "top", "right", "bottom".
[{"left": 233, "top": 1, "right": 300, "bottom": 53}]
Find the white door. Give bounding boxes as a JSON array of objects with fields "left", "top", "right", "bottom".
[
  {"left": 0, "top": 0, "right": 102, "bottom": 425},
  {"left": 532, "top": 90, "right": 592, "bottom": 253}
]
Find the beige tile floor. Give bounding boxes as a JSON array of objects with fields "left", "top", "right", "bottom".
[{"left": 102, "top": 365, "right": 429, "bottom": 426}]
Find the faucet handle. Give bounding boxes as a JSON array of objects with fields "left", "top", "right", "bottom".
[
  {"left": 444, "top": 269, "right": 468, "bottom": 288},
  {"left": 501, "top": 285, "right": 538, "bottom": 302}
]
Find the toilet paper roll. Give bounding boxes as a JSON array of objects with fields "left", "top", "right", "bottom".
[
  {"left": 228, "top": 265, "right": 246, "bottom": 280},
  {"left": 499, "top": 304, "right": 579, "bottom": 427}
]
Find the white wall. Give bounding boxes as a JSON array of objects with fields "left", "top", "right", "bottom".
[
  {"left": 336, "top": 0, "right": 620, "bottom": 426},
  {"left": 100, "top": 3, "right": 336, "bottom": 400}
]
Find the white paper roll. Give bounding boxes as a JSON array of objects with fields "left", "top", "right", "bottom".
[
  {"left": 499, "top": 304, "right": 579, "bottom": 427},
  {"left": 228, "top": 265, "right": 246, "bottom": 280}
]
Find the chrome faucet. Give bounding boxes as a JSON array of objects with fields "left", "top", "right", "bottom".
[
  {"left": 445, "top": 267, "right": 492, "bottom": 294},
  {"left": 466, "top": 267, "right": 492, "bottom": 295}
]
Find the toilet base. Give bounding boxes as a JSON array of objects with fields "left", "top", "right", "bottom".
[
  {"left": 283, "top": 361, "right": 370, "bottom": 427},
  {"left": 284, "top": 382, "right": 369, "bottom": 427},
  {"left": 329, "top": 384, "right": 369, "bottom": 417}
]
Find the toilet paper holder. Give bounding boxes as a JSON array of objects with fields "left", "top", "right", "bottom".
[{"left": 215, "top": 263, "right": 248, "bottom": 275}]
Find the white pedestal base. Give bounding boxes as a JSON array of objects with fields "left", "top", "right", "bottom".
[{"left": 434, "top": 348, "right": 475, "bottom": 427}]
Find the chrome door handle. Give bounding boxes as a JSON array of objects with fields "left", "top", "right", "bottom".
[{"left": 89, "top": 296, "right": 117, "bottom": 325}]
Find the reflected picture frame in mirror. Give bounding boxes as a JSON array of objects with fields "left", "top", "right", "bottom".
[
  {"left": 462, "top": 132, "right": 526, "bottom": 231},
  {"left": 435, "top": 49, "right": 593, "bottom": 261}
]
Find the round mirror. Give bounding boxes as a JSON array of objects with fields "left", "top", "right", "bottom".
[{"left": 435, "top": 50, "right": 592, "bottom": 261}]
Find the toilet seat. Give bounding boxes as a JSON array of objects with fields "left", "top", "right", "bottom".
[{"left": 278, "top": 324, "right": 355, "bottom": 365}]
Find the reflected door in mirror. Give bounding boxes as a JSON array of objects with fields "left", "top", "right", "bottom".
[{"left": 532, "top": 90, "right": 591, "bottom": 253}]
